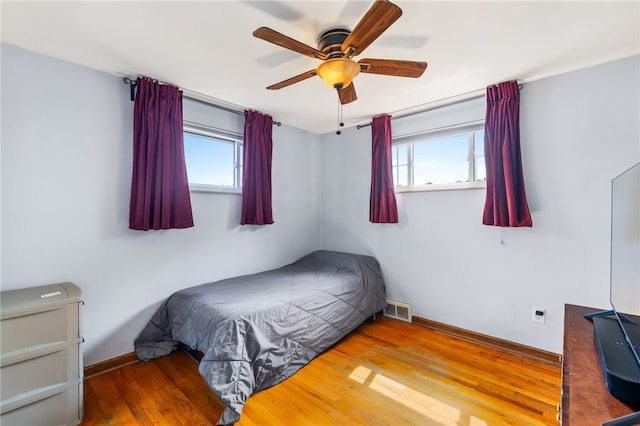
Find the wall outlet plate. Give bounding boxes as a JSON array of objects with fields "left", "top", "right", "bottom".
[{"left": 532, "top": 307, "right": 545, "bottom": 324}]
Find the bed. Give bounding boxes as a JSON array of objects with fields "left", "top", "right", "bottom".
[{"left": 134, "top": 250, "right": 387, "bottom": 425}]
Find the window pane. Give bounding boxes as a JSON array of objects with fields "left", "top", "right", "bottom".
[
  {"left": 474, "top": 131, "right": 486, "bottom": 182},
  {"left": 184, "top": 132, "right": 235, "bottom": 187},
  {"left": 393, "top": 144, "right": 409, "bottom": 187},
  {"left": 413, "top": 134, "right": 469, "bottom": 185},
  {"left": 392, "top": 165, "right": 406, "bottom": 187},
  {"left": 397, "top": 165, "right": 408, "bottom": 187},
  {"left": 393, "top": 144, "right": 408, "bottom": 167}
]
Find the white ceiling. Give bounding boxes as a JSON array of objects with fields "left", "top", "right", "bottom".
[{"left": 2, "top": 1, "right": 639, "bottom": 134}]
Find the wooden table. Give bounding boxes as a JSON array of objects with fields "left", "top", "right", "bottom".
[{"left": 562, "top": 304, "right": 640, "bottom": 425}]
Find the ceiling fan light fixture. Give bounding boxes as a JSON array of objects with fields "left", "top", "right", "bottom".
[{"left": 317, "top": 58, "right": 360, "bottom": 90}]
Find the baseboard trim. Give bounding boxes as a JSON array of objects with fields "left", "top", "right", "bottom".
[
  {"left": 84, "top": 352, "right": 140, "bottom": 379},
  {"left": 412, "top": 315, "right": 562, "bottom": 366}
]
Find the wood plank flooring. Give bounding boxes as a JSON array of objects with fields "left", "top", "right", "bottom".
[{"left": 81, "top": 317, "right": 561, "bottom": 425}]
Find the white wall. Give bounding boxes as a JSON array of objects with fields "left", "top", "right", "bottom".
[
  {"left": 321, "top": 56, "right": 640, "bottom": 354},
  {"left": 1, "top": 44, "right": 322, "bottom": 365}
]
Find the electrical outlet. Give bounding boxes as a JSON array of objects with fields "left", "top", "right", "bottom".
[{"left": 532, "top": 307, "right": 545, "bottom": 324}]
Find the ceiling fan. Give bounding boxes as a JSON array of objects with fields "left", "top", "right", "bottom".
[{"left": 253, "top": 0, "right": 428, "bottom": 105}]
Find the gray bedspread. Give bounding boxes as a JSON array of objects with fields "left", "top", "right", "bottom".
[{"left": 134, "top": 250, "right": 386, "bottom": 425}]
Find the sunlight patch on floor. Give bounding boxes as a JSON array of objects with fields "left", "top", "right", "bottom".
[
  {"left": 350, "top": 365, "right": 488, "bottom": 426},
  {"left": 348, "top": 365, "right": 372, "bottom": 384}
]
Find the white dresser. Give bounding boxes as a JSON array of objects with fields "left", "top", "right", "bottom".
[{"left": 0, "top": 282, "right": 83, "bottom": 426}]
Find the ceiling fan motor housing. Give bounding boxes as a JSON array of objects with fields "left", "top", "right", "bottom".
[{"left": 317, "top": 27, "right": 351, "bottom": 58}]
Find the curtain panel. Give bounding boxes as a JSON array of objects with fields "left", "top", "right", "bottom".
[
  {"left": 482, "top": 81, "right": 532, "bottom": 227},
  {"left": 370, "top": 114, "right": 399, "bottom": 223},
  {"left": 129, "top": 77, "right": 194, "bottom": 231},
  {"left": 241, "top": 110, "right": 274, "bottom": 225}
]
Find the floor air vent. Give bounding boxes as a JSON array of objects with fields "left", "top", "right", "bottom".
[{"left": 384, "top": 300, "right": 412, "bottom": 322}]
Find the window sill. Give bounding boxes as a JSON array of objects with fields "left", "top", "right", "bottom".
[
  {"left": 395, "top": 182, "right": 486, "bottom": 193},
  {"left": 189, "top": 184, "right": 241, "bottom": 195}
]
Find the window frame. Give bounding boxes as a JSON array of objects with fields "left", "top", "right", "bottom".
[
  {"left": 183, "top": 122, "right": 243, "bottom": 194},
  {"left": 392, "top": 122, "right": 486, "bottom": 193}
]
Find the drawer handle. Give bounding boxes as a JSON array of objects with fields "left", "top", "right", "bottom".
[{"left": 40, "top": 291, "right": 62, "bottom": 299}]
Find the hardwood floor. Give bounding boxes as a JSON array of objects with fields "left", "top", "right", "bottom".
[{"left": 81, "top": 317, "right": 561, "bottom": 425}]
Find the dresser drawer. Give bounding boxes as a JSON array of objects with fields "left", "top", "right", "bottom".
[
  {"left": 0, "top": 383, "right": 81, "bottom": 426},
  {"left": 1, "top": 345, "right": 80, "bottom": 401},
  {"left": 0, "top": 305, "right": 79, "bottom": 354}
]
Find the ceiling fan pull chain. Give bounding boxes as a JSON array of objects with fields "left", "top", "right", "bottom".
[{"left": 336, "top": 98, "right": 343, "bottom": 135}]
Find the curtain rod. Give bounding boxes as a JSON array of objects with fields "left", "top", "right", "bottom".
[
  {"left": 122, "top": 77, "right": 281, "bottom": 127},
  {"left": 356, "top": 83, "right": 523, "bottom": 130}
]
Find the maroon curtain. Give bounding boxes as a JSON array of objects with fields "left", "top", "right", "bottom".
[
  {"left": 482, "top": 81, "right": 532, "bottom": 227},
  {"left": 129, "top": 77, "right": 194, "bottom": 231},
  {"left": 241, "top": 110, "right": 274, "bottom": 225},
  {"left": 370, "top": 114, "right": 398, "bottom": 223}
]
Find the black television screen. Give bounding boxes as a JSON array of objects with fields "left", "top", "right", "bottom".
[
  {"left": 588, "top": 162, "right": 640, "bottom": 417},
  {"left": 588, "top": 163, "right": 640, "bottom": 424},
  {"left": 610, "top": 161, "right": 640, "bottom": 364}
]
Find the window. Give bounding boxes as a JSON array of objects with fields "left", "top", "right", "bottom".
[
  {"left": 183, "top": 124, "right": 242, "bottom": 192},
  {"left": 392, "top": 125, "right": 486, "bottom": 191}
]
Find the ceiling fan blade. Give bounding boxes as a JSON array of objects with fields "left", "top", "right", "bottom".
[
  {"left": 341, "top": 0, "right": 402, "bottom": 57},
  {"left": 359, "top": 58, "right": 428, "bottom": 78},
  {"left": 338, "top": 83, "right": 357, "bottom": 105},
  {"left": 266, "top": 69, "right": 318, "bottom": 90},
  {"left": 254, "top": 27, "right": 327, "bottom": 60}
]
